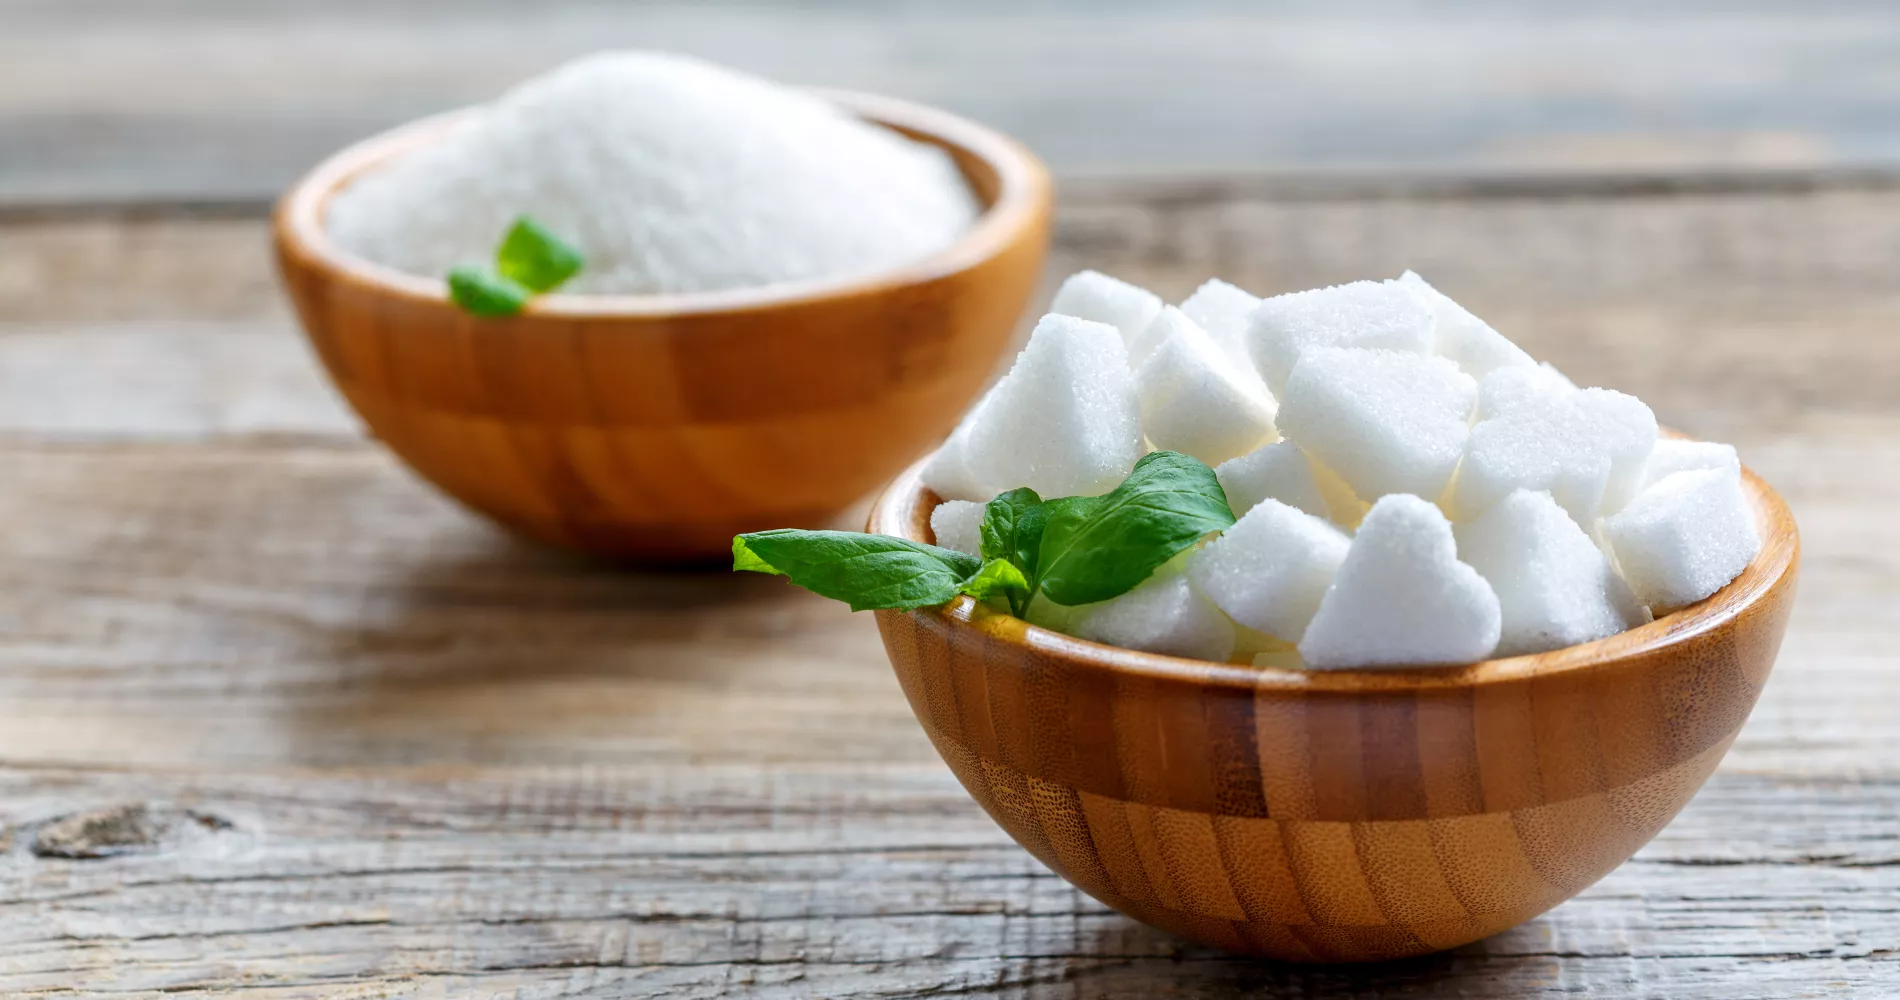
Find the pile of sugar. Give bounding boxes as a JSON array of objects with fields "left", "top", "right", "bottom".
[
  {"left": 923, "top": 270, "right": 1762, "bottom": 670},
  {"left": 326, "top": 51, "right": 980, "bottom": 296}
]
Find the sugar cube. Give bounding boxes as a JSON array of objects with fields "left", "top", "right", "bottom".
[
  {"left": 1475, "top": 362, "right": 1577, "bottom": 421},
  {"left": 1637, "top": 438, "right": 1740, "bottom": 493},
  {"left": 1398, "top": 270, "right": 1535, "bottom": 379},
  {"left": 1215, "top": 441, "right": 1329, "bottom": 520},
  {"left": 1312, "top": 458, "right": 1372, "bottom": 530},
  {"left": 929, "top": 500, "right": 986, "bottom": 557},
  {"left": 1602, "top": 467, "right": 1761, "bottom": 610},
  {"left": 1454, "top": 489, "right": 1650, "bottom": 656},
  {"left": 1299, "top": 494, "right": 1502, "bottom": 669},
  {"left": 1067, "top": 570, "right": 1237, "bottom": 662},
  {"left": 1049, "top": 270, "right": 1163, "bottom": 348},
  {"left": 1276, "top": 347, "right": 1478, "bottom": 502},
  {"left": 1187, "top": 499, "right": 1351, "bottom": 641},
  {"left": 1454, "top": 382, "right": 1656, "bottom": 524},
  {"left": 1023, "top": 593, "right": 1081, "bottom": 634},
  {"left": 1128, "top": 305, "right": 1197, "bottom": 366},
  {"left": 1579, "top": 388, "right": 1660, "bottom": 514},
  {"left": 1180, "top": 278, "right": 1263, "bottom": 363},
  {"left": 1135, "top": 311, "right": 1278, "bottom": 465},
  {"left": 961, "top": 314, "right": 1144, "bottom": 499},
  {"left": 1245, "top": 280, "right": 1436, "bottom": 396},
  {"left": 920, "top": 381, "right": 1001, "bottom": 502}
]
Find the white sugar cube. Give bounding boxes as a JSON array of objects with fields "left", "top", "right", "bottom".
[
  {"left": 1049, "top": 270, "right": 1163, "bottom": 348},
  {"left": 1312, "top": 459, "right": 1372, "bottom": 530},
  {"left": 929, "top": 500, "right": 986, "bottom": 557},
  {"left": 1454, "top": 383, "right": 1656, "bottom": 524},
  {"left": 1023, "top": 593, "right": 1081, "bottom": 633},
  {"left": 1299, "top": 495, "right": 1502, "bottom": 669},
  {"left": 1187, "top": 499, "right": 1351, "bottom": 642},
  {"left": 1398, "top": 270, "right": 1535, "bottom": 379},
  {"left": 1637, "top": 438, "right": 1740, "bottom": 493},
  {"left": 1602, "top": 467, "right": 1760, "bottom": 610},
  {"left": 1246, "top": 280, "right": 1436, "bottom": 396},
  {"left": 1135, "top": 311, "right": 1278, "bottom": 465},
  {"left": 1179, "top": 278, "right": 1263, "bottom": 363},
  {"left": 920, "top": 381, "right": 1001, "bottom": 502},
  {"left": 1454, "top": 489, "right": 1650, "bottom": 656},
  {"left": 1067, "top": 570, "right": 1237, "bottom": 662},
  {"left": 1276, "top": 347, "right": 1477, "bottom": 502},
  {"left": 961, "top": 314, "right": 1143, "bottom": 499},
  {"left": 1215, "top": 441, "right": 1328, "bottom": 520},
  {"left": 1128, "top": 304, "right": 1197, "bottom": 366},
  {"left": 1475, "top": 362, "right": 1577, "bottom": 421},
  {"left": 1579, "top": 388, "right": 1659, "bottom": 514}
]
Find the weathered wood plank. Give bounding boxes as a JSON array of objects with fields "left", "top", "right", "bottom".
[
  {"left": 10, "top": 1, "right": 1900, "bottom": 203},
  {"left": 2, "top": 766, "right": 1899, "bottom": 997},
  {"left": 1, "top": 183, "right": 1897, "bottom": 994}
]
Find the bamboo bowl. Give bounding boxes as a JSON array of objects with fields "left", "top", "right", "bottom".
[
  {"left": 274, "top": 93, "right": 1050, "bottom": 561},
  {"left": 869, "top": 458, "right": 1799, "bottom": 962}
]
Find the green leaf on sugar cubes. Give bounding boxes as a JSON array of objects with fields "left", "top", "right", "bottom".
[
  {"left": 957, "top": 559, "right": 1031, "bottom": 611},
  {"left": 1032, "top": 451, "right": 1236, "bottom": 607},
  {"left": 732, "top": 530, "right": 982, "bottom": 612}
]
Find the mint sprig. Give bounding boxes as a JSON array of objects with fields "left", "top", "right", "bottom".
[
  {"left": 448, "top": 267, "right": 531, "bottom": 317},
  {"left": 448, "top": 215, "right": 584, "bottom": 317},
  {"left": 733, "top": 452, "right": 1235, "bottom": 618},
  {"left": 733, "top": 529, "right": 1027, "bottom": 613},
  {"left": 1032, "top": 451, "right": 1237, "bottom": 606},
  {"left": 496, "top": 217, "right": 585, "bottom": 293}
]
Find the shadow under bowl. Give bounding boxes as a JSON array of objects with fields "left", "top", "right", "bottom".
[
  {"left": 274, "top": 91, "right": 1051, "bottom": 562},
  {"left": 868, "top": 456, "right": 1798, "bottom": 962}
]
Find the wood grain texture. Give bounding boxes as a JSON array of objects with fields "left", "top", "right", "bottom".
[
  {"left": 868, "top": 461, "right": 1797, "bottom": 961},
  {"left": 274, "top": 94, "right": 1051, "bottom": 560},
  {"left": 2, "top": 178, "right": 1899, "bottom": 994}
]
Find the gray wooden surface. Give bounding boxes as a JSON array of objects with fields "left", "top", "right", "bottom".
[
  {"left": 8, "top": 4, "right": 1900, "bottom": 995},
  {"left": 3, "top": 179, "right": 1900, "bottom": 996},
  {"left": 11, "top": 0, "right": 1900, "bottom": 205}
]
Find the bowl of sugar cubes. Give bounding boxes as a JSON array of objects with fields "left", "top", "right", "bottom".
[
  {"left": 741, "top": 268, "right": 1798, "bottom": 960},
  {"left": 274, "top": 51, "right": 1050, "bottom": 561}
]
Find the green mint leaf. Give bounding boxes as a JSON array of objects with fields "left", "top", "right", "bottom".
[
  {"left": 448, "top": 266, "right": 531, "bottom": 317},
  {"left": 495, "top": 216, "right": 585, "bottom": 294},
  {"left": 979, "top": 487, "right": 1043, "bottom": 568},
  {"left": 958, "top": 558, "right": 1030, "bottom": 611},
  {"left": 732, "top": 529, "right": 982, "bottom": 612},
  {"left": 1034, "top": 451, "right": 1236, "bottom": 606},
  {"left": 731, "top": 535, "right": 781, "bottom": 575},
  {"left": 1017, "top": 495, "right": 1095, "bottom": 587}
]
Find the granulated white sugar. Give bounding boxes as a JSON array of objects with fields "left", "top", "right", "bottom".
[{"left": 326, "top": 51, "right": 980, "bottom": 296}]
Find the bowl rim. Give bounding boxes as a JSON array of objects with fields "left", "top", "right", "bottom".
[
  {"left": 274, "top": 88, "right": 1050, "bottom": 318},
  {"left": 867, "top": 450, "right": 1800, "bottom": 694}
]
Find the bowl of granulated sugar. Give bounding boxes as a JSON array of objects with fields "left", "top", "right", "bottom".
[{"left": 274, "top": 50, "right": 1050, "bottom": 561}]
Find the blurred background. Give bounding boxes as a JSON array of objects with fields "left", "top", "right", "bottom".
[
  {"left": 9, "top": 0, "right": 1900, "bottom": 444},
  {"left": 9, "top": 0, "right": 1900, "bottom": 206}
]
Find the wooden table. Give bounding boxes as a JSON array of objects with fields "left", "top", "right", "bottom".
[
  {"left": 2, "top": 177, "right": 1896, "bottom": 998},
  {"left": 8, "top": 4, "right": 1900, "bottom": 995}
]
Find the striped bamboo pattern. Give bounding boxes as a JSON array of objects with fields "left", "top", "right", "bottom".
[
  {"left": 871, "top": 460, "right": 1798, "bottom": 961},
  {"left": 274, "top": 94, "right": 1051, "bottom": 562}
]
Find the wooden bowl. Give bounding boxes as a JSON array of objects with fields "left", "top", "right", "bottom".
[
  {"left": 869, "top": 459, "right": 1799, "bottom": 962},
  {"left": 274, "top": 92, "right": 1050, "bottom": 561}
]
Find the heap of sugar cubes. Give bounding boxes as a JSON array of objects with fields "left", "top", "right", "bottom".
[{"left": 924, "top": 270, "right": 1762, "bottom": 669}]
